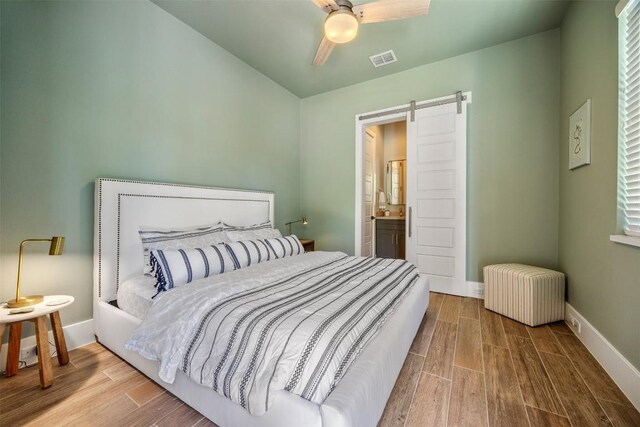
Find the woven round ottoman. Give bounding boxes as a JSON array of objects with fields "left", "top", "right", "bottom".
[{"left": 483, "top": 264, "right": 565, "bottom": 327}]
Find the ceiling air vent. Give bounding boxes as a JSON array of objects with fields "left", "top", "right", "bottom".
[{"left": 369, "top": 50, "right": 397, "bottom": 68}]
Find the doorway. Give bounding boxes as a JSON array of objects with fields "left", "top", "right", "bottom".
[
  {"left": 362, "top": 121, "right": 408, "bottom": 259},
  {"left": 355, "top": 92, "right": 471, "bottom": 296}
]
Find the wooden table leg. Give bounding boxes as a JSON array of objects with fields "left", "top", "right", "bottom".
[
  {"left": 49, "top": 311, "right": 69, "bottom": 365},
  {"left": 0, "top": 323, "right": 5, "bottom": 375},
  {"left": 5, "top": 322, "right": 22, "bottom": 377},
  {"left": 34, "top": 316, "right": 53, "bottom": 389}
]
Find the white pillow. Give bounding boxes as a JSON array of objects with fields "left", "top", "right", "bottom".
[
  {"left": 150, "top": 244, "right": 235, "bottom": 294},
  {"left": 139, "top": 222, "right": 230, "bottom": 273},
  {"left": 223, "top": 221, "right": 282, "bottom": 241}
]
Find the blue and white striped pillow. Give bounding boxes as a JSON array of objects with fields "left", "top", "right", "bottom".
[
  {"left": 224, "top": 239, "right": 275, "bottom": 269},
  {"left": 149, "top": 244, "right": 235, "bottom": 295},
  {"left": 264, "top": 235, "right": 305, "bottom": 259},
  {"left": 224, "top": 235, "right": 305, "bottom": 269}
]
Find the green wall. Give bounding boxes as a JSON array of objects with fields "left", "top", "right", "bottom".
[
  {"left": 0, "top": 1, "right": 300, "bottom": 326},
  {"left": 3, "top": 0, "right": 636, "bottom": 373},
  {"left": 300, "top": 30, "right": 561, "bottom": 282},
  {"left": 559, "top": 1, "right": 640, "bottom": 369}
]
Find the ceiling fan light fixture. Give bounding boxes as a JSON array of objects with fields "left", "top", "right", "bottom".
[{"left": 324, "top": 9, "right": 359, "bottom": 44}]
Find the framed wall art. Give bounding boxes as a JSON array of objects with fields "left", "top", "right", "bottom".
[{"left": 569, "top": 99, "right": 591, "bottom": 170}]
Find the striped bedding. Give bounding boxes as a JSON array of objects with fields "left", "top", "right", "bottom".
[{"left": 125, "top": 251, "right": 420, "bottom": 416}]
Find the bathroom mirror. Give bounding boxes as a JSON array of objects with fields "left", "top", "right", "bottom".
[{"left": 386, "top": 159, "right": 406, "bottom": 205}]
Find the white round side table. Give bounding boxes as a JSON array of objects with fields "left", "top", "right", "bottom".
[{"left": 0, "top": 295, "right": 74, "bottom": 388}]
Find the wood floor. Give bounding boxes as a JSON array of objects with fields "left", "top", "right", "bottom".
[
  {"left": 379, "top": 293, "right": 640, "bottom": 427},
  {"left": 0, "top": 342, "right": 217, "bottom": 426},
  {"left": 0, "top": 292, "right": 638, "bottom": 426}
]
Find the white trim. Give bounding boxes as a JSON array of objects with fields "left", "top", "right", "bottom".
[
  {"left": 466, "top": 281, "right": 485, "bottom": 299},
  {"left": 354, "top": 92, "right": 473, "bottom": 257},
  {"left": 429, "top": 281, "right": 484, "bottom": 298},
  {"left": 609, "top": 234, "right": 640, "bottom": 248},
  {"left": 565, "top": 303, "right": 640, "bottom": 411},
  {"left": 0, "top": 318, "right": 95, "bottom": 369}
]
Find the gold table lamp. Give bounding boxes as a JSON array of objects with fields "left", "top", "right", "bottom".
[
  {"left": 7, "top": 236, "right": 65, "bottom": 308},
  {"left": 285, "top": 217, "right": 308, "bottom": 236}
]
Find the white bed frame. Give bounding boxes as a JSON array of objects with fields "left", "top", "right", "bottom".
[{"left": 93, "top": 178, "right": 429, "bottom": 427}]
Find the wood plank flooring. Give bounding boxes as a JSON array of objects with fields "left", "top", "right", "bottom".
[
  {"left": 0, "top": 343, "right": 217, "bottom": 426},
  {"left": 380, "top": 292, "right": 640, "bottom": 427},
  {"left": 0, "top": 292, "right": 638, "bottom": 427}
]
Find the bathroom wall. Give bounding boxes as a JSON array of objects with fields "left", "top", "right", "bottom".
[
  {"left": 383, "top": 121, "right": 407, "bottom": 163},
  {"left": 382, "top": 121, "right": 407, "bottom": 215}
]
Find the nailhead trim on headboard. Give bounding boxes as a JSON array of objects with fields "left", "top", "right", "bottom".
[{"left": 96, "top": 178, "right": 274, "bottom": 298}]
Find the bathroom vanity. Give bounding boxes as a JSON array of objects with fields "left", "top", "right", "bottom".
[{"left": 375, "top": 217, "right": 405, "bottom": 260}]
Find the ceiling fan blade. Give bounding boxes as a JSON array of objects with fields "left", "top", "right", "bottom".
[
  {"left": 353, "top": 0, "right": 430, "bottom": 24},
  {"left": 312, "top": 0, "right": 339, "bottom": 14},
  {"left": 312, "top": 36, "right": 336, "bottom": 66}
]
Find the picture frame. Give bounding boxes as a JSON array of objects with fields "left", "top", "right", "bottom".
[{"left": 569, "top": 99, "right": 591, "bottom": 170}]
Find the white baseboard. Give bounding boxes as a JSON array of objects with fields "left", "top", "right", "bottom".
[
  {"left": 0, "top": 318, "right": 95, "bottom": 370},
  {"left": 565, "top": 303, "right": 640, "bottom": 411},
  {"left": 466, "top": 281, "right": 484, "bottom": 299},
  {"left": 431, "top": 281, "right": 484, "bottom": 298}
]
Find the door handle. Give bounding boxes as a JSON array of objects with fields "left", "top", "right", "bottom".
[{"left": 408, "top": 207, "right": 412, "bottom": 238}]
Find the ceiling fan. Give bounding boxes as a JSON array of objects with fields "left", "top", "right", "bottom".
[{"left": 311, "top": 0, "right": 430, "bottom": 66}]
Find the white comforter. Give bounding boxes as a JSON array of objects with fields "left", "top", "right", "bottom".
[{"left": 125, "top": 251, "right": 419, "bottom": 416}]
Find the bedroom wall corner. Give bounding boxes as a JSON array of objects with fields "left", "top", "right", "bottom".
[
  {"left": 558, "top": 0, "right": 640, "bottom": 370},
  {"left": 0, "top": 0, "right": 301, "bottom": 330}
]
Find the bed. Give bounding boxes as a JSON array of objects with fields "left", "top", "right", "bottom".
[{"left": 93, "top": 178, "right": 429, "bottom": 427}]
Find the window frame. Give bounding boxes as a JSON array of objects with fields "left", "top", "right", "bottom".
[{"left": 612, "top": 0, "right": 640, "bottom": 247}]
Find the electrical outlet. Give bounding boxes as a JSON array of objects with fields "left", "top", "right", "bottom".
[
  {"left": 20, "top": 345, "right": 37, "bottom": 360},
  {"left": 569, "top": 315, "right": 582, "bottom": 334}
]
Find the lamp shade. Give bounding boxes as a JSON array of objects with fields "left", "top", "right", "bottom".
[
  {"left": 302, "top": 217, "right": 309, "bottom": 225},
  {"left": 49, "top": 236, "right": 65, "bottom": 255},
  {"left": 324, "top": 9, "right": 359, "bottom": 44}
]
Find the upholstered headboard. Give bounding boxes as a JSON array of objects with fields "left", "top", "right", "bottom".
[{"left": 93, "top": 178, "right": 274, "bottom": 305}]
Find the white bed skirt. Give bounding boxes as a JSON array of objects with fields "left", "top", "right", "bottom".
[{"left": 96, "top": 276, "right": 429, "bottom": 427}]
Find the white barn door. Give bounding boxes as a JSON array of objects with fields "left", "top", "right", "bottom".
[{"left": 406, "top": 101, "right": 467, "bottom": 296}]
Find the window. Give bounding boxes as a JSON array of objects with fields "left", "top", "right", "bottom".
[{"left": 618, "top": 0, "right": 640, "bottom": 238}]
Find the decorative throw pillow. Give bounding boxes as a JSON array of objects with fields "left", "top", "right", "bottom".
[
  {"left": 149, "top": 244, "right": 235, "bottom": 295},
  {"left": 223, "top": 221, "right": 282, "bottom": 241},
  {"left": 139, "top": 223, "right": 230, "bottom": 274},
  {"left": 264, "top": 235, "right": 305, "bottom": 259}
]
